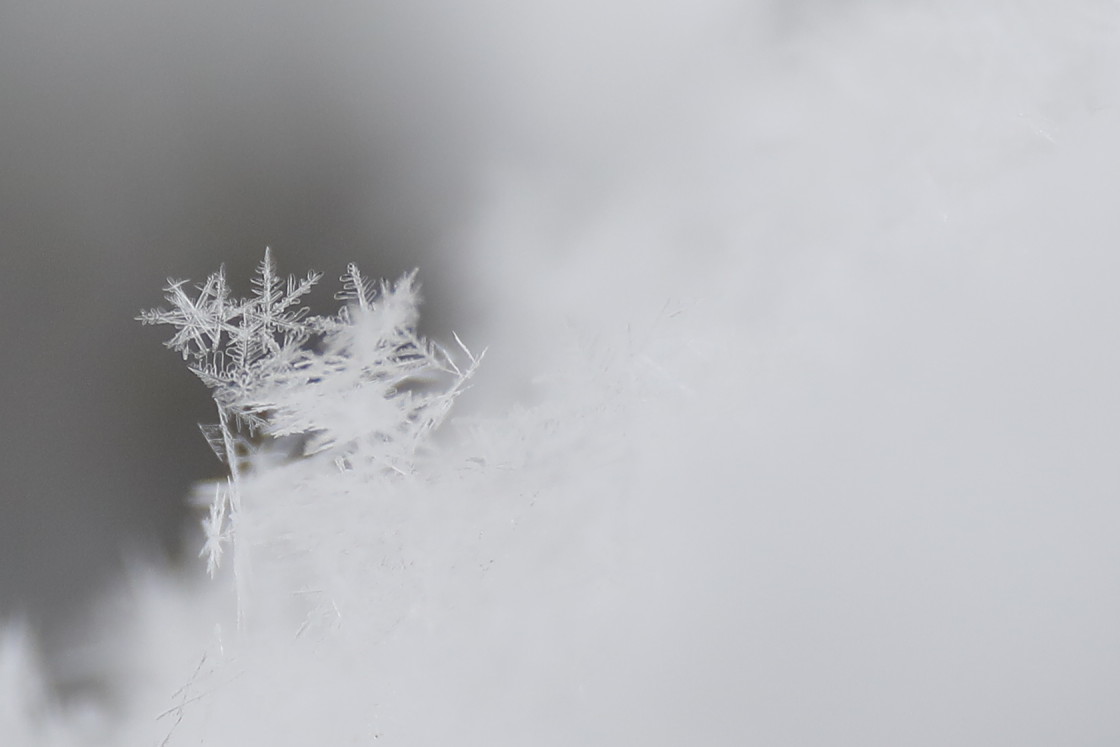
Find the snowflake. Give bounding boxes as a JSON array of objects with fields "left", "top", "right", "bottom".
[{"left": 139, "top": 249, "right": 482, "bottom": 590}]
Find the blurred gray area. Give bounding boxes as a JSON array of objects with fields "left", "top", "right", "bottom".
[{"left": 0, "top": 0, "right": 491, "bottom": 641}]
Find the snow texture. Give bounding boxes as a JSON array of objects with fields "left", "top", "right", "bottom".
[
  {"left": 4, "top": 1, "right": 1120, "bottom": 745},
  {"left": 138, "top": 249, "right": 481, "bottom": 622}
]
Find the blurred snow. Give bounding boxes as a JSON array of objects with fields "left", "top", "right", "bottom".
[
  {"left": 3, "top": 0, "right": 1119, "bottom": 744},
  {"left": 451, "top": 1, "right": 1120, "bottom": 742}
]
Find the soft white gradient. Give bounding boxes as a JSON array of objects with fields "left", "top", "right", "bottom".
[{"left": 3, "top": 1, "right": 1118, "bottom": 745}]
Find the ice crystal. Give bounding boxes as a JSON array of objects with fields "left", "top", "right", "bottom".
[{"left": 139, "top": 250, "right": 481, "bottom": 619}]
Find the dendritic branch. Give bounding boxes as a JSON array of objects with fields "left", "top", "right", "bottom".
[{"left": 139, "top": 250, "right": 481, "bottom": 627}]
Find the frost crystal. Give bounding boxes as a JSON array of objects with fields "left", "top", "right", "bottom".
[{"left": 139, "top": 249, "right": 481, "bottom": 620}]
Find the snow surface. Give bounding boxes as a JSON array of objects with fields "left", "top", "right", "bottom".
[{"left": 4, "top": 1, "right": 1120, "bottom": 744}]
